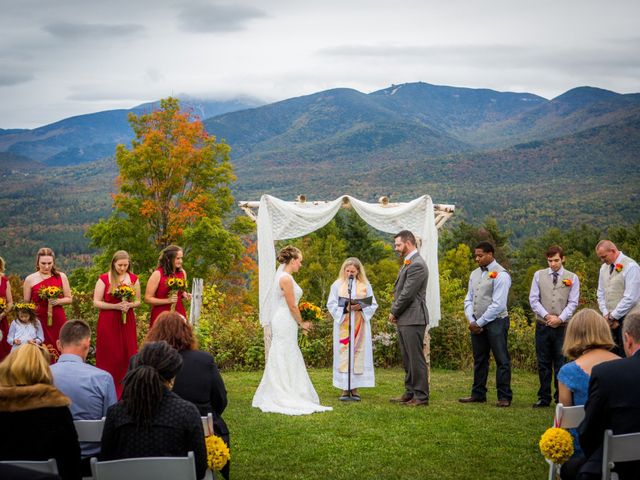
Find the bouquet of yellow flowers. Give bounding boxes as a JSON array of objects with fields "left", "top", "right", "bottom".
[
  {"left": 540, "top": 427, "right": 574, "bottom": 470},
  {"left": 38, "top": 285, "right": 62, "bottom": 326},
  {"left": 299, "top": 301, "right": 322, "bottom": 323},
  {"left": 205, "top": 434, "right": 230, "bottom": 472},
  {"left": 166, "top": 276, "right": 188, "bottom": 312},
  {"left": 298, "top": 300, "right": 322, "bottom": 347},
  {"left": 112, "top": 284, "right": 136, "bottom": 324},
  {"left": 0, "top": 297, "right": 6, "bottom": 314}
]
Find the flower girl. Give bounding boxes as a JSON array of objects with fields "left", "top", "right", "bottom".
[{"left": 7, "top": 303, "right": 44, "bottom": 350}]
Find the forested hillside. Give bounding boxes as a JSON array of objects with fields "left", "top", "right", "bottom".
[{"left": 1, "top": 83, "right": 639, "bottom": 275}]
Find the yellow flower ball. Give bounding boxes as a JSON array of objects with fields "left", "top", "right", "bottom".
[
  {"left": 539, "top": 427, "right": 574, "bottom": 464},
  {"left": 205, "top": 435, "right": 230, "bottom": 471}
]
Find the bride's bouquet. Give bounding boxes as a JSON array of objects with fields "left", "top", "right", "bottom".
[{"left": 298, "top": 300, "right": 323, "bottom": 348}]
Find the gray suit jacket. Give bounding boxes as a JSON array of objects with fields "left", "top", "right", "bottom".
[{"left": 391, "top": 253, "right": 429, "bottom": 326}]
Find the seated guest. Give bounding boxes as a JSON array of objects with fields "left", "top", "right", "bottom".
[
  {"left": 50, "top": 320, "right": 117, "bottom": 475},
  {"left": 0, "top": 343, "right": 81, "bottom": 480},
  {"left": 567, "top": 312, "right": 640, "bottom": 480},
  {"left": 101, "top": 341, "right": 207, "bottom": 479},
  {"left": 557, "top": 309, "right": 619, "bottom": 458},
  {"left": 144, "top": 311, "right": 230, "bottom": 479}
]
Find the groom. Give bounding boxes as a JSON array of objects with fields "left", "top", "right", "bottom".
[{"left": 389, "top": 230, "right": 430, "bottom": 406}]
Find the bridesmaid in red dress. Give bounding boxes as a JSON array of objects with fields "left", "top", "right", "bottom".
[
  {"left": 93, "top": 250, "right": 141, "bottom": 398},
  {"left": 0, "top": 256, "right": 15, "bottom": 361},
  {"left": 145, "top": 245, "right": 192, "bottom": 327},
  {"left": 22, "top": 247, "right": 72, "bottom": 361}
]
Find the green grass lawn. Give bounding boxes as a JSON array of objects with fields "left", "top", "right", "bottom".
[{"left": 222, "top": 368, "right": 551, "bottom": 479}]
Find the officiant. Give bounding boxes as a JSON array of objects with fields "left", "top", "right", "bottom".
[{"left": 327, "top": 258, "right": 378, "bottom": 400}]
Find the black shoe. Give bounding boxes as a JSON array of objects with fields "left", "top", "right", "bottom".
[
  {"left": 532, "top": 400, "right": 550, "bottom": 408},
  {"left": 458, "top": 396, "right": 486, "bottom": 403}
]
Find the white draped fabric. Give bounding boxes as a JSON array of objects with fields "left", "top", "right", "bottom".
[{"left": 257, "top": 194, "right": 441, "bottom": 328}]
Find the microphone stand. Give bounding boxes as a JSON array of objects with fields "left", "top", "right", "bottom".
[{"left": 340, "top": 276, "right": 359, "bottom": 402}]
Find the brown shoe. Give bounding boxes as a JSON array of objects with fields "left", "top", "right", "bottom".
[
  {"left": 458, "top": 396, "right": 486, "bottom": 403},
  {"left": 496, "top": 399, "right": 511, "bottom": 407},
  {"left": 390, "top": 393, "right": 413, "bottom": 403},
  {"left": 403, "top": 398, "right": 429, "bottom": 407}
]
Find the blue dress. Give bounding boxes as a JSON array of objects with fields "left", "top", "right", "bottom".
[{"left": 557, "top": 361, "right": 590, "bottom": 457}]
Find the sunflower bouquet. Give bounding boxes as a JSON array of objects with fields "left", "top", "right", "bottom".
[
  {"left": 38, "top": 285, "right": 63, "bottom": 326},
  {"left": 298, "top": 300, "right": 322, "bottom": 348},
  {"left": 0, "top": 297, "right": 6, "bottom": 315},
  {"left": 540, "top": 426, "right": 574, "bottom": 477},
  {"left": 166, "top": 276, "right": 188, "bottom": 312},
  {"left": 205, "top": 434, "right": 230, "bottom": 472},
  {"left": 112, "top": 284, "right": 136, "bottom": 324}
]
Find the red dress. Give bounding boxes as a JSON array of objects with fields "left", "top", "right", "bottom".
[
  {"left": 31, "top": 275, "right": 67, "bottom": 361},
  {"left": 95, "top": 273, "right": 139, "bottom": 399},
  {"left": 0, "top": 276, "right": 11, "bottom": 361},
  {"left": 149, "top": 268, "right": 186, "bottom": 327}
]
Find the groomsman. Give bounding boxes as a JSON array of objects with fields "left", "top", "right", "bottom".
[
  {"left": 529, "top": 245, "right": 580, "bottom": 408},
  {"left": 595, "top": 240, "right": 640, "bottom": 356},
  {"left": 459, "top": 242, "right": 512, "bottom": 407},
  {"left": 388, "top": 230, "right": 430, "bottom": 407}
]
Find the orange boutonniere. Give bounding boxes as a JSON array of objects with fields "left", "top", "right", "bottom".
[
  {"left": 487, "top": 271, "right": 498, "bottom": 279},
  {"left": 404, "top": 259, "right": 411, "bottom": 266},
  {"left": 615, "top": 263, "right": 623, "bottom": 272},
  {"left": 562, "top": 278, "right": 573, "bottom": 287}
]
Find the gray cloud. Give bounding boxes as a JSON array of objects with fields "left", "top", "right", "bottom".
[
  {"left": 177, "top": 3, "right": 267, "bottom": 33},
  {"left": 318, "top": 43, "right": 640, "bottom": 74},
  {"left": 0, "top": 73, "right": 34, "bottom": 87},
  {"left": 43, "top": 21, "right": 145, "bottom": 40}
]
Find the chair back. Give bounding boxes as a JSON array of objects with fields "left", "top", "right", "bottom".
[
  {"left": 554, "top": 403, "right": 584, "bottom": 429},
  {"left": 546, "top": 404, "right": 585, "bottom": 480},
  {"left": 602, "top": 429, "right": 640, "bottom": 480},
  {"left": 202, "top": 413, "right": 214, "bottom": 436},
  {"left": 74, "top": 417, "right": 106, "bottom": 442},
  {"left": 0, "top": 458, "right": 59, "bottom": 475},
  {"left": 90, "top": 451, "right": 197, "bottom": 480}
]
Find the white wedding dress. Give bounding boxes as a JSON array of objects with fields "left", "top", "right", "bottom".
[{"left": 252, "top": 271, "right": 332, "bottom": 415}]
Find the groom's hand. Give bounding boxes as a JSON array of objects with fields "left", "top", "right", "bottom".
[{"left": 388, "top": 313, "right": 397, "bottom": 324}]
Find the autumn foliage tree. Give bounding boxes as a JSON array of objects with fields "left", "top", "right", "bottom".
[{"left": 86, "top": 97, "right": 246, "bottom": 281}]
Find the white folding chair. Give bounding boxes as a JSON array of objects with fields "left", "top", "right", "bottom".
[
  {"left": 90, "top": 451, "right": 197, "bottom": 480},
  {"left": 602, "top": 429, "right": 640, "bottom": 480},
  {"left": 201, "top": 412, "right": 214, "bottom": 436},
  {"left": 0, "top": 458, "right": 59, "bottom": 475},
  {"left": 547, "top": 403, "right": 585, "bottom": 480},
  {"left": 74, "top": 417, "right": 106, "bottom": 442}
]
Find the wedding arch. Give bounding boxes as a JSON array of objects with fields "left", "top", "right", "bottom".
[{"left": 238, "top": 194, "right": 455, "bottom": 332}]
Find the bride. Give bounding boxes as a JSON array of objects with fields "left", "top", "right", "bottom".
[{"left": 252, "top": 246, "right": 332, "bottom": 415}]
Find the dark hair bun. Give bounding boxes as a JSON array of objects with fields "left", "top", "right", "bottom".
[{"left": 277, "top": 246, "right": 301, "bottom": 264}]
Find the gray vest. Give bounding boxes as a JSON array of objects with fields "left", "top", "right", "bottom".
[
  {"left": 470, "top": 263, "right": 508, "bottom": 319},
  {"left": 536, "top": 269, "right": 574, "bottom": 321},
  {"left": 600, "top": 256, "right": 640, "bottom": 316}
]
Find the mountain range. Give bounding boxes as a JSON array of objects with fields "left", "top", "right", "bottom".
[{"left": 1, "top": 82, "right": 639, "bottom": 274}]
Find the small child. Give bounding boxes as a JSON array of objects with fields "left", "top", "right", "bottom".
[{"left": 8, "top": 303, "right": 44, "bottom": 350}]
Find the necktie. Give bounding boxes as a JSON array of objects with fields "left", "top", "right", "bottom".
[
  {"left": 609, "top": 264, "right": 615, "bottom": 275},
  {"left": 552, "top": 272, "right": 558, "bottom": 286},
  {"left": 480, "top": 266, "right": 488, "bottom": 272}
]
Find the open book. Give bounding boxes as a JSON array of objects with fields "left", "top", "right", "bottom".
[{"left": 337, "top": 296, "right": 373, "bottom": 312}]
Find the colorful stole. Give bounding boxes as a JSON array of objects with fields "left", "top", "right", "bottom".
[{"left": 338, "top": 280, "right": 368, "bottom": 374}]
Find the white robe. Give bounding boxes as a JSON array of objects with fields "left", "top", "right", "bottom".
[{"left": 327, "top": 279, "right": 377, "bottom": 390}]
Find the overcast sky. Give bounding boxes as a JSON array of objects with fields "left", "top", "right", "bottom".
[{"left": 1, "top": 0, "right": 639, "bottom": 129}]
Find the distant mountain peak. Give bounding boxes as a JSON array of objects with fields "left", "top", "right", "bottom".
[{"left": 551, "top": 86, "right": 621, "bottom": 104}]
